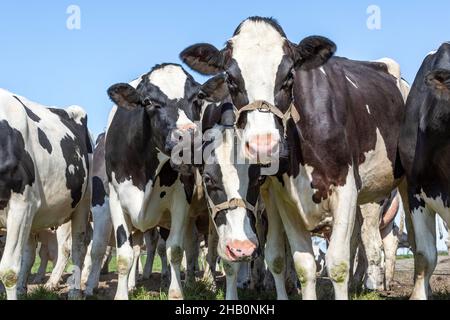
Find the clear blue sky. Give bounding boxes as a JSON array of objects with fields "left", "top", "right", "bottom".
[{"left": 1, "top": 0, "right": 449, "bottom": 136}]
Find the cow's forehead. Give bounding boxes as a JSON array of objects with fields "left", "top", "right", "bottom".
[{"left": 147, "top": 65, "right": 188, "bottom": 100}]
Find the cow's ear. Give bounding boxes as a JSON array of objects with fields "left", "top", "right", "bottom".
[
  {"left": 107, "top": 83, "right": 142, "bottom": 110},
  {"left": 199, "top": 74, "right": 229, "bottom": 103},
  {"left": 294, "top": 36, "right": 336, "bottom": 70},
  {"left": 426, "top": 69, "right": 450, "bottom": 100},
  {"left": 180, "top": 43, "right": 225, "bottom": 76}
]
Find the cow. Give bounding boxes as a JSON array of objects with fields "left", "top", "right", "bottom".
[
  {"left": 0, "top": 88, "right": 92, "bottom": 300},
  {"left": 399, "top": 42, "right": 450, "bottom": 300},
  {"left": 105, "top": 63, "right": 226, "bottom": 300},
  {"left": 181, "top": 16, "right": 405, "bottom": 300}
]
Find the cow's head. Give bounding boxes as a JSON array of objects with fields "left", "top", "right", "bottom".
[
  {"left": 181, "top": 17, "right": 336, "bottom": 165},
  {"left": 108, "top": 64, "right": 227, "bottom": 172},
  {"left": 202, "top": 103, "right": 261, "bottom": 262}
]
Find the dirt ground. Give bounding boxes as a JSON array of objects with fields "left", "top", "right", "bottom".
[{"left": 26, "top": 256, "right": 450, "bottom": 300}]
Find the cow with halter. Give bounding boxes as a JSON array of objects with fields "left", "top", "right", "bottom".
[
  {"left": 105, "top": 63, "right": 227, "bottom": 300},
  {"left": 181, "top": 16, "right": 405, "bottom": 300}
]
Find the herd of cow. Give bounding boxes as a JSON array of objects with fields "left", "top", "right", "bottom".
[{"left": 0, "top": 16, "right": 449, "bottom": 300}]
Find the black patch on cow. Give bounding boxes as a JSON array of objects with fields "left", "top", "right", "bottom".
[
  {"left": 13, "top": 96, "right": 41, "bottom": 123},
  {"left": 159, "top": 227, "right": 170, "bottom": 241},
  {"left": 290, "top": 56, "right": 404, "bottom": 204},
  {"left": 160, "top": 191, "right": 166, "bottom": 199},
  {"left": 0, "top": 121, "right": 35, "bottom": 210},
  {"left": 116, "top": 225, "right": 127, "bottom": 248},
  {"left": 37, "top": 128, "right": 52, "bottom": 154},
  {"left": 233, "top": 16, "right": 286, "bottom": 38},
  {"left": 158, "top": 162, "right": 179, "bottom": 188},
  {"left": 48, "top": 108, "right": 92, "bottom": 208},
  {"left": 92, "top": 176, "right": 106, "bottom": 207}
]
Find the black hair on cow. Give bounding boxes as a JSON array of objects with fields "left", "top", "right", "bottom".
[
  {"left": 233, "top": 16, "right": 287, "bottom": 38},
  {"left": 220, "top": 103, "right": 235, "bottom": 127}
]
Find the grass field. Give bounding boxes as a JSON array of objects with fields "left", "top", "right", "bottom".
[{"left": 5, "top": 252, "right": 449, "bottom": 300}]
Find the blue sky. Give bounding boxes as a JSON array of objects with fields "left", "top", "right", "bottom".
[{"left": 0, "top": 0, "right": 449, "bottom": 137}]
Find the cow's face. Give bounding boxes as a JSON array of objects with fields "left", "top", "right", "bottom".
[
  {"left": 202, "top": 105, "right": 261, "bottom": 263},
  {"left": 181, "top": 17, "right": 336, "bottom": 165}
]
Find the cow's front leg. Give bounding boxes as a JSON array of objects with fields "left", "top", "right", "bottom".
[
  {"left": 409, "top": 201, "right": 436, "bottom": 300},
  {"left": 0, "top": 192, "right": 37, "bottom": 300},
  {"left": 381, "top": 221, "right": 399, "bottom": 291},
  {"left": 109, "top": 186, "right": 134, "bottom": 300},
  {"left": 45, "top": 222, "right": 71, "bottom": 290},
  {"left": 34, "top": 242, "right": 50, "bottom": 284},
  {"left": 263, "top": 192, "right": 288, "bottom": 300},
  {"left": 223, "top": 261, "right": 240, "bottom": 300},
  {"left": 166, "top": 189, "right": 189, "bottom": 300},
  {"left": 326, "top": 182, "right": 358, "bottom": 300},
  {"left": 360, "top": 202, "right": 384, "bottom": 291},
  {"left": 17, "top": 234, "right": 37, "bottom": 296},
  {"left": 128, "top": 231, "right": 143, "bottom": 291},
  {"left": 142, "top": 228, "right": 159, "bottom": 280},
  {"left": 68, "top": 193, "right": 90, "bottom": 300},
  {"left": 184, "top": 218, "right": 198, "bottom": 286}
]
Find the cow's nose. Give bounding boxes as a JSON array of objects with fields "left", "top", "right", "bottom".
[
  {"left": 245, "top": 134, "right": 279, "bottom": 161},
  {"left": 226, "top": 240, "right": 257, "bottom": 261},
  {"left": 177, "top": 122, "right": 197, "bottom": 132}
]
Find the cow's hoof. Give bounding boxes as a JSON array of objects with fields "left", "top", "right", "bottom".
[
  {"left": 68, "top": 289, "right": 84, "bottom": 300},
  {"left": 168, "top": 289, "right": 184, "bottom": 300}
]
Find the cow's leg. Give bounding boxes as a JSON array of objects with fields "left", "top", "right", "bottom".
[
  {"left": 360, "top": 202, "right": 384, "bottom": 291},
  {"left": 381, "top": 222, "right": 399, "bottom": 291},
  {"left": 158, "top": 238, "right": 170, "bottom": 288},
  {"left": 410, "top": 202, "right": 436, "bottom": 300},
  {"left": 81, "top": 239, "right": 92, "bottom": 286},
  {"left": 0, "top": 193, "right": 37, "bottom": 300},
  {"left": 352, "top": 243, "right": 368, "bottom": 292},
  {"left": 17, "top": 234, "right": 37, "bottom": 296},
  {"left": 272, "top": 199, "right": 316, "bottom": 300},
  {"left": 85, "top": 204, "right": 113, "bottom": 296},
  {"left": 109, "top": 186, "right": 134, "bottom": 300},
  {"left": 166, "top": 194, "right": 189, "bottom": 300},
  {"left": 68, "top": 193, "right": 90, "bottom": 300},
  {"left": 143, "top": 228, "right": 159, "bottom": 280},
  {"left": 101, "top": 246, "right": 113, "bottom": 275},
  {"left": 264, "top": 196, "right": 288, "bottom": 300},
  {"left": 128, "top": 231, "right": 143, "bottom": 292},
  {"left": 45, "top": 222, "right": 71, "bottom": 290},
  {"left": 203, "top": 223, "right": 218, "bottom": 286},
  {"left": 34, "top": 243, "right": 50, "bottom": 284},
  {"left": 326, "top": 182, "right": 358, "bottom": 300},
  {"left": 223, "top": 261, "right": 240, "bottom": 300},
  {"left": 184, "top": 218, "right": 198, "bottom": 286}
]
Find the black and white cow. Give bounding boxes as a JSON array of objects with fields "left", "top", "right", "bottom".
[
  {"left": 181, "top": 16, "right": 405, "bottom": 300},
  {"left": 399, "top": 42, "right": 450, "bottom": 300},
  {"left": 0, "top": 88, "right": 92, "bottom": 300},
  {"left": 105, "top": 63, "right": 225, "bottom": 300}
]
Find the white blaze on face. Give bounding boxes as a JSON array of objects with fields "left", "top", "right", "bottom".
[
  {"left": 215, "top": 130, "right": 256, "bottom": 244},
  {"left": 231, "top": 20, "right": 285, "bottom": 140},
  {"left": 148, "top": 65, "right": 187, "bottom": 100}
]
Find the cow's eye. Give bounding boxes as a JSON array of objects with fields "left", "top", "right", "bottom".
[
  {"left": 198, "top": 91, "right": 206, "bottom": 100},
  {"left": 203, "top": 175, "right": 212, "bottom": 185},
  {"left": 281, "top": 73, "right": 294, "bottom": 90}
]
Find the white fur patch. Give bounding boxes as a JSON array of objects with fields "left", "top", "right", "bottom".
[
  {"left": 148, "top": 65, "right": 187, "bottom": 100},
  {"left": 176, "top": 110, "right": 194, "bottom": 128}
]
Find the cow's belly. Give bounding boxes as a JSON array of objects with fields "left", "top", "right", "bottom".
[
  {"left": 113, "top": 177, "right": 187, "bottom": 232},
  {"left": 358, "top": 129, "right": 398, "bottom": 204}
]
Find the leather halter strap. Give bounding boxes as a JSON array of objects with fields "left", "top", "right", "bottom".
[
  {"left": 203, "top": 184, "right": 257, "bottom": 222},
  {"left": 234, "top": 100, "right": 301, "bottom": 136}
]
